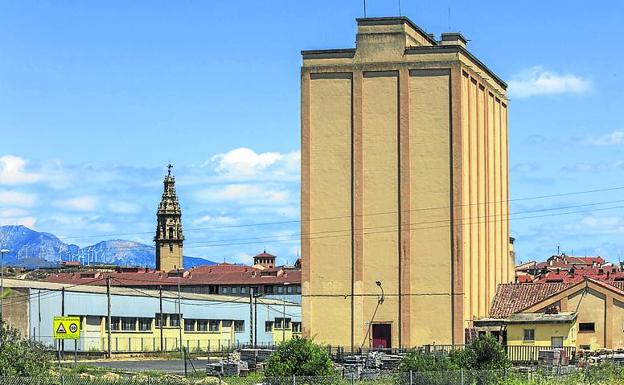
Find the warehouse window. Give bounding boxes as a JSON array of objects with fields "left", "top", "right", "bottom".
[
  {"left": 292, "top": 322, "right": 302, "bottom": 333},
  {"left": 287, "top": 286, "right": 293, "bottom": 294},
  {"left": 139, "top": 318, "right": 152, "bottom": 331},
  {"left": 231, "top": 287, "right": 239, "bottom": 294},
  {"left": 523, "top": 329, "right": 535, "bottom": 342},
  {"left": 197, "top": 320, "right": 208, "bottom": 332},
  {"left": 296, "top": 286, "right": 301, "bottom": 294},
  {"left": 222, "top": 320, "right": 233, "bottom": 328},
  {"left": 155, "top": 313, "right": 166, "bottom": 327},
  {"left": 108, "top": 317, "right": 121, "bottom": 331},
  {"left": 265, "top": 321, "right": 273, "bottom": 332},
  {"left": 264, "top": 285, "right": 274, "bottom": 294},
  {"left": 579, "top": 323, "right": 595, "bottom": 332},
  {"left": 209, "top": 320, "right": 220, "bottom": 332},
  {"left": 184, "top": 319, "right": 195, "bottom": 332},
  {"left": 234, "top": 320, "right": 244, "bottom": 332},
  {"left": 170, "top": 314, "right": 180, "bottom": 327},
  {"left": 274, "top": 318, "right": 290, "bottom": 329},
  {"left": 121, "top": 317, "right": 136, "bottom": 331},
  {"left": 241, "top": 286, "right": 248, "bottom": 294},
  {"left": 277, "top": 286, "right": 284, "bottom": 294},
  {"left": 222, "top": 287, "right": 229, "bottom": 294}
]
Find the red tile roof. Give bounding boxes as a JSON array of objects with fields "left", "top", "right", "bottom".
[
  {"left": 489, "top": 282, "right": 572, "bottom": 319},
  {"left": 489, "top": 279, "right": 624, "bottom": 319},
  {"left": 43, "top": 265, "right": 301, "bottom": 287}
]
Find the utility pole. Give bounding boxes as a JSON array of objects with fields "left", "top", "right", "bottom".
[
  {"left": 106, "top": 277, "right": 112, "bottom": 359},
  {"left": 282, "top": 283, "right": 290, "bottom": 343},
  {"left": 0, "top": 248, "right": 9, "bottom": 322},
  {"left": 159, "top": 285, "right": 164, "bottom": 353},
  {"left": 177, "top": 272, "right": 186, "bottom": 377},
  {"left": 61, "top": 287, "right": 65, "bottom": 354},
  {"left": 254, "top": 293, "right": 258, "bottom": 348},
  {"left": 249, "top": 287, "right": 254, "bottom": 346}
]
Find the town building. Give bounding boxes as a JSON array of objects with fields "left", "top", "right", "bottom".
[
  {"left": 301, "top": 16, "right": 512, "bottom": 349},
  {"left": 155, "top": 164, "right": 184, "bottom": 271},
  {"left": 44, "top": 253, "right": 301, "bottom": 302},
  {"left": 3, "top": 278, "right": 301, "bottom": 352},
  {"left": 475, "top": 277, "right": 624, "bottom": 358},
  {"left": 515, "top": 254, "right": 619, "bottom": 283}
]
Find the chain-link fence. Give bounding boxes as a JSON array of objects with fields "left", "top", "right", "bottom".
[{"left": 0, "top": 370, "right": 585, "bottom": 385}]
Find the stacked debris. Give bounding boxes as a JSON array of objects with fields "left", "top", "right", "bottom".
[
  {"left": 240, "top": 348, "right": 275, "bottom": 371},
  {"left": 341, "top": 351, "right": 402, "bottom": 379},
  {"left": 205, "top": 359, "right": 249, "bottom": 377},
  {"left": 538, "top": 349, "right": 569, "bottom": 367}
]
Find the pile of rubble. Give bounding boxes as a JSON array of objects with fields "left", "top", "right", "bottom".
[
  {"left": 205, "top": 352, "right": 249, "bottom": 377},
  {"left": 206, "top": 348, "right": 276, "bottom": 377},
  {"left": 340, "top": 351, "right": 402, "bottom": 380}
]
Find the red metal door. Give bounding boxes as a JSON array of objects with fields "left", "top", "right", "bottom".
[{"left": 372, "top": 324, "right": 391, "bottom": 349}]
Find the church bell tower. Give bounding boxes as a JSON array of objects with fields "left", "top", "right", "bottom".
[{"left": 155, "top": 164, "right": 184, "bottom": 271}]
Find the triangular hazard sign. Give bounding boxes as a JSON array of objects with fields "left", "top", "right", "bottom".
[{"left": 56, "top": 323, "right": 67, "bottom": 334}]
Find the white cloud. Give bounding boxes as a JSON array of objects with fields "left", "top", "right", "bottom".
[
  {"left": 0, "top": 191, "right": 36, "bottom": 207},
  {"left": 195, "top": 184, "right": 289, "bottom": 204},
  {"left": 0, "top": 155, "right": 41, "bottom": 185},
  {"left": 0, "top": 216, "right": 37, "bottom": 227},
  {"left": 212, "top": 148, "right": 283, "bottom": 177},
  {"left": 207, "top": 147, "right": 300, "bottom": 181},
  {"left": 508, "top": 67, "right": 591, "bottom": 98},
  {"left": 233, "top": 252, "right": 254, "bottom": 264},
  {"left": 587, "top": 130, "right": 624, "bottom": 146},
  {"left": 107, "top": 201, "right": 141, "bottom": 214},
  {"left": 0, "top": 208, "right": 29, "bottom": 217},
  {"left": 55, "top": 196, "right": 98, "bottom": 211},
  {"left": 191, "top": 215, "right": 238, "bottom": 226}
]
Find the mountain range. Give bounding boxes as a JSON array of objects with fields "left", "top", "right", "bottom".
[{"left": 0, "top": 225, "right": 215, "bottom": 269}]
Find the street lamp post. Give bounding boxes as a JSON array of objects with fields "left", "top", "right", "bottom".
[{"left": 0, "top": 248, "right": 10, "bottom": 322}]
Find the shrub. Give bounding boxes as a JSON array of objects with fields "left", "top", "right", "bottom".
[
  {"left": 264, "top": 338, "right": 335, "bottom": 377},
  {"left": 0, "top": 321, "right": 52, "bottom": 376},
  {"left": 460, "top": 334, "right": 510, "bottom": 370}
]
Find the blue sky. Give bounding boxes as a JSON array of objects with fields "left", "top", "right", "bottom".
[{"left": 1, "top": 1, "right": 623, "bottom": 265}]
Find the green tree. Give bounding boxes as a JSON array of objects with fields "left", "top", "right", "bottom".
[
  {"left": 264, "top": 338, "right": 335, "bottom": 377},
  {"left": 460, "top": 334, "right": 510, "bottom": 370},
  {"left": 0, "top": 321, "right": 52, "bottom": 376}
]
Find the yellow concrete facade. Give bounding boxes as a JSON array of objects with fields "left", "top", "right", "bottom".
[
  {"left": 301, "top": 17, "right": 511, "bottom": 349},
  {"left": 506, "top": 322, "right": 576, "bottom": 348}
]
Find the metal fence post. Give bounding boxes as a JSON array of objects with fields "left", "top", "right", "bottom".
[
  {"left": 292, "top": 375, "right": 296, "bottom": 385},
  {"left": 409, "top": 370, "right": 413, "bottom": 385},
  {"left": 460, "top": 368, "right": 464, "bottom": 385}
]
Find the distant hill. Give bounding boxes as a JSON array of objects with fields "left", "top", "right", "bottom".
[{"left": 0, "top": 225, "right": 216, "bottom": 269}]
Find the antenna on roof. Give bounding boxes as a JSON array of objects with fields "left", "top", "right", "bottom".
[
  {"left": 557, "top": 243, "right": 560, "bottom": 255},
  {"left": 398, "top": 0, "right": 402, "bottom": 16},
  {"left": 448, "top": 7, "right": 451, "bottom": 31},
  {"left": 363, "top": 0, "right": 367, "bottom": 17}
]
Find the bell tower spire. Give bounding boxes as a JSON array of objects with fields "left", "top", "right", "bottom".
[{"left": 154, "top": 164, "right": 184, "bottom": 271}]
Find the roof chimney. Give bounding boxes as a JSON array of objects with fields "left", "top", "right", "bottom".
[{"left": 440, "top": 32, "right": 468, "bottom": 48}]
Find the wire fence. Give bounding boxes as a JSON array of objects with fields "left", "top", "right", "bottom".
[{"left": 0, "top": 370, "right": 587, "bottom": 385}]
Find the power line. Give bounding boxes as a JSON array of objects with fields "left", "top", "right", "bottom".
[
  {"left": 179, "top": 198, "right": 624, "bottom": 247},
  {"left": 35, "top": 197, "right": 624, "bottom": 253},
  {"left": 180, "top": 201, "right": 624, "bottom": 249},
  {"left": 53, "top": 184, "right": 624, "bottom": 242}
]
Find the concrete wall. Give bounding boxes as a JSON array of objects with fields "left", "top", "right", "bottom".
[
  {"left": 460, "top": 71, "right": 510, "bottom": 326},
  {"left": 302, "top": 17, "right": 510, "bottom": 349},
  {"left": 506, "top": 322, "right": 576, "bottom": 347}
]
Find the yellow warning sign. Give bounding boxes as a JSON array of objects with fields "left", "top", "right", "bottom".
[{"left": 53, "top": 316, "right": 80, "bottom": 339}]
